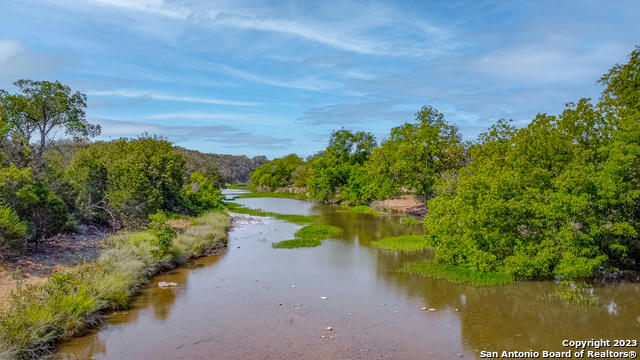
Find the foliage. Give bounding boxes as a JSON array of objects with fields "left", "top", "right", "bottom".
[
  {"left": 423, "top": 47, "right": 640, "bottom": 279},
  {"left": 366, "top": 106, "right": 466, "bottom": 202},
  {"left": 400, "top": 261, "right": 514, "bottom": 286},
  {"left": 65, "top": 136, "right": 187, "bottom": 228},
  {"left": 371, "top": 235, "right": 433, "bottom": 252},
  {"left": 0, "top": 206, "right": 28, "bottom": 251},
  {"left": 250, "top": 154, "right": 304, "bottom": 190},
  {"left": 0, "top": 166, "right": 68, "bottom": 246},
  {"left": 182, "top": 171, "right": 224, "bottom": 214},
  {"left": 307, "top": 129, "right": 377, "bottom": 204},
  {"left": 400, "top": 216, "right": 422, "bottom": 225},
  {"left": 0, "top": 80, "right": 100, "bottom": 171},
  {"left": 148, "top": 211, "right": 177, "bottom": 257},
  {"left": 0, "top": 211, "right": 229, "bottom": 359}
]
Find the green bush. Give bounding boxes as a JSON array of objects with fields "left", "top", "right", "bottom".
[
  {"left": 0, "top": 206, "right": 27, "bottom": 250},
  {"left": 182, "top": 171, "right": 223, "bottom": 214},
  {"left": 250, "top": 154, "right": 303, "bottom": 190},
  {"left": 66, "top": 137, "right": 187, "bottom": 228}
]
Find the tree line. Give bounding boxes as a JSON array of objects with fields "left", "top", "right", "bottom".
[
  {"left": 0, "top": 81, "right": 227, "bottom": 252},
  {"left": 250, "top": 46, "right": 640, "bottom": 279}
]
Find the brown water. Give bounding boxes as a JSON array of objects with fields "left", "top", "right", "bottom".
[{"left": 57, "top": 193, "right": 640, "bottom": 359}]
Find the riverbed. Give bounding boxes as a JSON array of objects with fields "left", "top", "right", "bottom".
[{"left": 56, "top": 192, "right": 640, "bottom": 359}]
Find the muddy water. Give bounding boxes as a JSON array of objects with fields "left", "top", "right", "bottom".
[{"left": 57, "top": 193, "right": 640, "bottom": 359}]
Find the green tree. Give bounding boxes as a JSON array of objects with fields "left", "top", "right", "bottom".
[
  {"left": 250, "top": 154, "right": 304, "bottom": 190},
  {"left": 182, "top": 171, "right": 224, "bottom": 214},
  {"left": 369, "top": 106, "right": 464, "bottom": 202},
  {"left": 307, "top": 129, "right": 376, "bottom": 204},
  {"left": 0, "top": 80, "right": 100, "bottom": 171}
]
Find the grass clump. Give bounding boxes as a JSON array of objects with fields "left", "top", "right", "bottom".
[
  {"left": 0, "top": 211, "right": 230, "bottom": 359},
  {"left": 400, "top": 261, "right": 514, "bottom": 286},
  {"left": 541, "top": 281, "right": 600, "bottom": 306},
  {"left": 294, "top": 224, "right": 342, "bottom": 239},
  {"left": 273, "top": 224, "right": 342, "bottom": 250},
  {"left": 400, "top": 216, "right": 422, "bottom": 225},
  {"left": 371, "top": 235, "right": 433, "bottom": 252},
  {"left": 272, "top": 238, "right": 321, "bottom": 248}
]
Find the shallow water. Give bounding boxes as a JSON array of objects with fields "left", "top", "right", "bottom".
[{"left": 57, "top": 195, "right": 640, "bottom": 359}]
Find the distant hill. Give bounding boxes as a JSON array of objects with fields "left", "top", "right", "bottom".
[{"left": 175, "top": 147, "right": 268, "bottom": 184}]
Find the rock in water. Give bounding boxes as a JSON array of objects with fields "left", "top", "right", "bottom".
[
  {"left": 326, "top": 327, "right": 333, "bottom": 331},
  {"left": 158, "top": 281, "right": 178, "bottom": 288}
]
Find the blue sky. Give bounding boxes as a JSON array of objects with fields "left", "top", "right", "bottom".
[{"left": 1, "top": 0, "right": 639, "bottom": 158}]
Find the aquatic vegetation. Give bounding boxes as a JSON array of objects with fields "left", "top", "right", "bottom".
[
  {"left": 541, "top": 281, "right": 600, "bottom": 306},
  {"left": 399, "top": 216, "right": 422, "bottom": 225},
  {"left": 371, "top": 235, "right": 433, "bottom": 252},
  {"left": 400, "top": 261, "right": 514, "bottom": 286},
  {"left": 272, "top": 238, "right": 321, "bottom": 248},
  {"left": 294, "top": 224, "right": 342, "bottom": 240},
  {"left": 0, "top": 211, "right": 230, "bottom": 360}
]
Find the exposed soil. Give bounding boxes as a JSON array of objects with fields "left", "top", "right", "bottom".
[
  {"left": 0, "top": 227, "right": 109, "bottom": 307},
  {"left": 372, "top": 195, "right": 427, "bottom": 217}
]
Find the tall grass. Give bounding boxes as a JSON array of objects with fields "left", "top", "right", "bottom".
[
  {"left": 371, "top": 235, "right": 433, "bottom": 252},
  {"left": 400, "top": 261, "right": 514, "bottom": 286},
  {"left": 0, "top": 211, "right": 230, "bottom": 360}
]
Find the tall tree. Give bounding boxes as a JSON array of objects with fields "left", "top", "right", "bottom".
[
  {"left": 0, "top": 80, "right": 100, "bottom": 171},
  {"left": 370, "top": 106, "right": 464, "bottom": 202}
]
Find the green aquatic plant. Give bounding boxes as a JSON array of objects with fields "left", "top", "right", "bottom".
[
  {"left": 371, "top": 235, "right": 433, "bottom": 252},
  {"left": 272, "top": 238, "right": 321, "bottom": 248},
  {"left": 541, "top": 281, "right": 600, "bottom": 306},
  {"left": 400, "top": 261, "right": 514, "bottom": 286},
  {"left": 294, "top": 224, "right": 342, "bottom": 240},
  {"left": 399, "top": 216, "right": 422, "bottom": 225}
]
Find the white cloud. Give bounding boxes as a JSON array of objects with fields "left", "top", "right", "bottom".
[
  {"left": 86, "top": 89, "right": 261, "bottom": 106},
  {"left": 52, "top": 0, "right": 451, "bottom": 57}
]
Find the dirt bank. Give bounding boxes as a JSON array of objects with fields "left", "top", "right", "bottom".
[
  {"left": 0, "top": 228, "right": 108, "bottom": 308},
  {"left": 372, "top": 195, "right": 427, "bottom": 217}
]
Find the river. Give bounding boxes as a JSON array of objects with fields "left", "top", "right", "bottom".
[{"left": 56, "top": 191, "right": 640, "bottom": 359}]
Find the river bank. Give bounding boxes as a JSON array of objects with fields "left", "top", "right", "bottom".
[{"left": 0, "top": 211, "right": 230, "bottom": 360}]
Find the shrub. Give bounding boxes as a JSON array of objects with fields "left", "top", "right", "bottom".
[
  {"left": 182, "top": 171, "right": 223, "bottom": 214},
  {"left": 0, "top": 206, "right": 27, "bottom": 250},
  {"left": 66, "top": 137, "right": 187, "bottom": 228}
]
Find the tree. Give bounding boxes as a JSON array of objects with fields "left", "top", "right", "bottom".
[
  {"left": 306, "top": 129, "right": 377, "bottom": 204},
  {"left": 0, "top": 80, "right": 100, "bottom": 171},
  {"left": 370, "top": 106, "right": 464, "bottom": 202}
]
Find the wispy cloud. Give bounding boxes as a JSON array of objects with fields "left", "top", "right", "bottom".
[
  {"left": 211, "top": 64, "right": 336, "bottom": 91},
  {"left": 86, "top": 89, "right": 261, "bottom": 106},
  {"left": 55, "top": 0, "right": 452, "bottom": 57}
]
